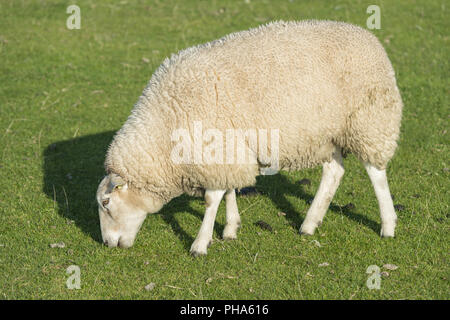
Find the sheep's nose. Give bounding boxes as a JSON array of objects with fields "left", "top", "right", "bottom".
[{"left": 103, "top": 237, "right": 120, "bottom": 247}]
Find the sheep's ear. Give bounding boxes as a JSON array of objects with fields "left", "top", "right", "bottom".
[{"left": 107, "top": 174, "right": 127, "bottom": 193}]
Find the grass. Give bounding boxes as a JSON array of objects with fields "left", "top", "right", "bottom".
[{"left": 0, "top": 0, "right": 448, "bottom": 299}]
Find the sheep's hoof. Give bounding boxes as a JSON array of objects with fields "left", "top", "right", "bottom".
[
  {"left": 380, "top": 228, "right": 395, "bottom": 238},
  {"left": 190, "top": 249, "right": 207, "bottom": 257},
  {"left": 222, "top": 225, "right": 239, "bottom": 240},
  {"left": 189, "top": 239, "right": 211, "bottom": 257},
  {"left": 299, "top": 222, "right": 316, "bottom": 235},
  {"left": 222, "top": 234, "right": 237, "bottom": 241},
  {"left": 380, "top": 221, "right": 396, "bottom": 238}
]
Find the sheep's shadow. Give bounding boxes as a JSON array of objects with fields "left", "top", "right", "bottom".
[
  {"left": 43, "top": 131, "right": 115, "bottom": 244},
  {"left": 43, "top": 131, "right": 379, "bottom": 250},
  {"left": 254, "top": 174, "right": 379, "bottom": 234}
]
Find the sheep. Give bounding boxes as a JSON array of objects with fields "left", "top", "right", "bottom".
[{"left": 96, "top": 20, "right": 403, "bottom": 256}]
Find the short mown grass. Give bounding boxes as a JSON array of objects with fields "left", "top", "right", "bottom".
[{"left": 0, "top": 0, "right": 448, "bottom": 299}]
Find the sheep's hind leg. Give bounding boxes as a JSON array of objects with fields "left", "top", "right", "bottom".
[
  {"left": 363, "top": 162, "right": 397, "bottom": 237},
  {"left": 300, "top": 148, "right": 345, "bottom": 235},
  {"left": 190, "top": 189, "right": 226, "bottom": 256},
  {"left": 223, "top": 189, "right": 241, "bottom": 240}
]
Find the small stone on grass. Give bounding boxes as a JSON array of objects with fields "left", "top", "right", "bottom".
[
  {"left": 50, "top": 242, "right": 65, "bottom": 248},
  {"left": 342, "top": 203, "right": 355, "bottom": 210},
  {"left": 254, "top": 220, "right": 273, "bottom": 232},
  {"left": 144, "top": 282, "right": 156, "bottom": 291},
  {"left": 311, "top": 240, "right": 322, "bottom": 247},
  {"left": 238, "top": 187, "right": 260, "bottom": 197},
  {"left": 383, "top": 264, "right": 399, "bottom": 271},
  {"left": 297, "top": 178, "right": 311, "bottom": 186}
]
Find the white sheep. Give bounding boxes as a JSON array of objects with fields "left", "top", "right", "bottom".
[{"left": 96, "top": 20, "right": 403, "bottom": 256}]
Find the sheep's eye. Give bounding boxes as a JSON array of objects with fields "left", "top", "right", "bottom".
[{"left": 115, "top": 185, "right": 122, "bottom": 190}]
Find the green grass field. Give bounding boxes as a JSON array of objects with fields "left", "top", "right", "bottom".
[{"left": 0, "top": 0, "right": 448, "bottom": 299}]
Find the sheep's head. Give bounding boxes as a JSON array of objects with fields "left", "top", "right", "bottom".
[{"left": 96, "top": 173, "right": 163, "bottom": 248}]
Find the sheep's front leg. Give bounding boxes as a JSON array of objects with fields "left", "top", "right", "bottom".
[
  {"left": 190, "top": 189, "right": 226, "bottom": 256},
  {"left": 363, "top": 162, "right": 397, "bottom": 237},
  {"left": 223, "top": 189, "right": 241, "bottom": 240},
  {"left": 300, "top": 149, "right": 345, "bottom": 235}
]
